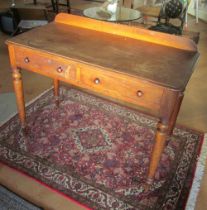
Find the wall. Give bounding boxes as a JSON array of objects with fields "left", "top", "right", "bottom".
[{"left": 188, "top": 0, "right": 207, "bottom": 22}]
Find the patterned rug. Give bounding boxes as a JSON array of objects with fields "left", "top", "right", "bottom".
[{"left": 0, "top": 86, "right": 204, "bottom": 210}]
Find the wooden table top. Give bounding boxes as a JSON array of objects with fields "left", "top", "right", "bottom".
[{"left": 7, "top": 14, "right": 199, "bottom": 91}]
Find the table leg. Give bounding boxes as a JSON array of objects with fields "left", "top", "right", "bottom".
[
  {"left": 53, "top": 79, "right": 59, "bottom": 106},
  {"left": 12, "top": 68, "right": 26, "bottom": 128},
  {"left": 167, "top": 92, "right": 184, "bottom": 136},
  {"left": 147, "top": 90, "right": 180, "bottom": 184},
  {"left": 147, "top": 120, "right": 168, "bottom": 184}
]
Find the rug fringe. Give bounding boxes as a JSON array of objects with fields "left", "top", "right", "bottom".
[{"left": 185, "top": 133, "right": 207, "bottom": 210}]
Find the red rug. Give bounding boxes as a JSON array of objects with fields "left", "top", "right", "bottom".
[{"left": 0, "top": 86, "right": 204, "bottom": 210}]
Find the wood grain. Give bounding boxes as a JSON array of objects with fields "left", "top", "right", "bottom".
[
  {"left": 55, "top": 13, "right": 197, "bottom": 52},
  {"left": 8, "top": 45, "right": 26, "bottom": 128}
]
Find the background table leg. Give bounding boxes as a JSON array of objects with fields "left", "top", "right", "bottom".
[{"left": 53, "top": 79, "right": 59, "bottom": 107}]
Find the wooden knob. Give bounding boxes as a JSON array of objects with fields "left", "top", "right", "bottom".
[
  {"left": 56, "top": 66, "right": 63, "bottom": 73},
  {"left": 137, "top": 90, "right": 143, "bottom": 97},
  {"left": 94, "top": 78, "right": 100, "bottom": 84},
  {"left": 24, "top": 57, "right": 30, "bottom": 63}
]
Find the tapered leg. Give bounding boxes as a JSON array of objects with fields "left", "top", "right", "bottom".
[
  {"left": 12, "top": 68, "right": 26, "bottom": 128},
  {"left": 53, "top": 79, "right": 59, "bottom": 106},
  {"left": 147, "top": 121, "right": 168, "bottom": 184},
  {"left": 145, "top": 90, "right": 182, "bottom": 184},
  {"left": 167, "top": 93, "right": 184, "bottom": 135}
]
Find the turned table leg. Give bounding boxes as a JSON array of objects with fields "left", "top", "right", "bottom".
[
  {"left": 53, "top": 79, "right": 60, "bottom": 106},
  {"left": 147, "top": 120, "right": 169, "bottom": 184},
  {"left": 147, "top": 90, "right": 182, "bottom": 184},
  {"left": 167, "top": 93, "right": 184, "bottom": 135},
  {"left": 12, "top": 68, "right": 26, "bottom": 128}
]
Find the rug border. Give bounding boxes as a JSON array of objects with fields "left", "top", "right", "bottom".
[
  {"left": 185, "top": 133, "right": 207, "bottom": 210},
  {"left": 0, "top": 161, "right": 90, "bottom": 210}
]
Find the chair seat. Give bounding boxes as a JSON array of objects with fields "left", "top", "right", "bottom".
[{"left": 149, "top": 23, "right": 182, "bottom": 35}]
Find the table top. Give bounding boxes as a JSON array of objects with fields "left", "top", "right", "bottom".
[
  {"left": 7, "top": 14, "right": 199, "bottom": 91},
  {"left": 83, "top": 6, "right": 141, "bottom": 22}
]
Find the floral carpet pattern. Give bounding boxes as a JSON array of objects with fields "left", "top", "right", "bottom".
[{"left": 0, "top": 87, "right": 203, "bottom": 210}]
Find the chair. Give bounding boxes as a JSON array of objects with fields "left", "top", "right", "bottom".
[
  {"left": 0, "top": 10, "right": 19, "bottom": 35},
  {"left": 149, "top": 0, "right": 188, "bottom": 35},
  {"left": 51, "top": 0, "right": 71, "bottom": 13},
  {"left": 120, "top": 0, "right": 199, "bottom": 43}
]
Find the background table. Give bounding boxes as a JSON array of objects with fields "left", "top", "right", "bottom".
[{"left": 83, "top": 6, "right": 141, "bottom": 22}]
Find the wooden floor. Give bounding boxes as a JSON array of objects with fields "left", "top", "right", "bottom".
[{"left": 0, "top": 0, "right": 207, "bottom": 209}]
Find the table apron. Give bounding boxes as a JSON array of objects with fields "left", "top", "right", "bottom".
[{"left": 12, "top": 45, "right": 180, "bottom": 116}]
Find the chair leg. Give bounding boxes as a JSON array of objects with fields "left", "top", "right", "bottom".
[
  {"left": 67, "top": 0, "right": 71, "bottom": 13},
  {"left": 51, "top": 0, "right": 56, "bottom": 13},
  {"left": 43, "top": 9, "right": 49, "bottom": 20},
  {"left": 56, "top": 0, "right": 59, "bottom": 13},
  {"left": 51, "top": 0, "right": 71, "bottom": 14},
  {"left": 11, "top": 26, "right": 20, "bottom": 36}
]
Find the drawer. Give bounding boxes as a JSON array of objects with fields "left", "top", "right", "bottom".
[
  {"left": 79, "top": 65, "right": 164, "bottom": 110},
  {"left": 14, "top": 46, "right": 76, "bottom": 81}
]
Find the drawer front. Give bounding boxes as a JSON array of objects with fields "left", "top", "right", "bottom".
[
  {"left": 79, "top": 65, "right": 164, "bottom": 110},
  {"left": 14, "top": 46, "right": 76, "bottom": 81},
  {"left": 13, "top": 46, "right": 164, "bottom": 110}
]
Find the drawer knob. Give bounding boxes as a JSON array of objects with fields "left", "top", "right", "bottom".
[
  {"left": 24, "top": 57, "right": 30, "bottom": 63},
  {"left": 94, "top": 78, "right": 100, "bottom": 84},
  {"left": 137, "top": 90, "right": 143, "bottom": 97},
  {"left": 57, "top": 66, "right": 63, "bottom": 73}
]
